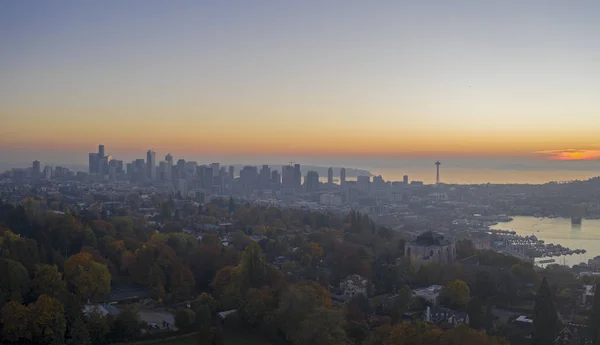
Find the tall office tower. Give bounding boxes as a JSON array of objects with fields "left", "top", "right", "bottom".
[
  {"left": 43, "top": 165, "right": 53, "bottom": 179},
  {"left": 198, "top": 166, "right": 213, "bottom": 189},
  {"left": 126, "top": 162, "right": 135, "bottom": 177},
  {"left": 340, "top": 167, "right": 346, "bottom": 185},
  {"left": 211, "top": 163, "right": 220, "bottom": 177},
  {"left": 239, "top": 166, "right": 258, "bottom": 185},
  {"left": 89, "top": 152, "right": 99, "bottom": 174},
  {"left": 185, "top": 161, "right": 198, "bottom": 177},
  {"left": 176, "top": 159, "right": 186, "bottom": 179},
  {"left": 327, "top": 167, "right": 333, "bottom": 184},
  {"left": 259, "top": 165, "right": 271, "bottom": 188},
  {"left": 165, "top": 154, "right": 174, "bottom": 180},
  {"left": 99, "top": 155, "right": 111, "bottom": 175},
  {"left": 32, "top": 160, "right": 41, "bottom": 179},
  {"left": 158, "top": 161, "right": 168, "bottom": 181},
  {"left": 294, "top": 164, "right": 302, "bottom": 191},
  {"left": 229, "top": 165, "right": 235, "bottom": 179},
  {"left": 357, "top": 175, "right": 370, "bottom": 192},
  {"left": 403, "top": 175, "right": 409, "bottom": 184},
  {"left": 305, "top": 171, "right": 319, "bottom": 192},
  {"left": 177, "top": 179, "right": 188, "bottom": 198},
  {"left": 133, "top": 159, "right": 144, "bottom": 181},
  {"left": 146, "top": 150, "right": 156, "bottom": 181},
  {"left": 114, "top": 160, "right": 123, "bottom": 174},
  {"left": 282, "top": 165, "right": 295, "bottom": 192},
  {"left": 98, "top": 145, "right": 105, "bottom": 159},
  {"left": 271, "top": 170, "right": 281, "bottom": 184}
]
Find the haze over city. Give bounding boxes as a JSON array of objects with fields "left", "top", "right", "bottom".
[
  {"left": 2, "top": 1, "right": 600, "bottom": 184},
  {"left": 6, "top": 2, "right": 600, "bottom": 345}
]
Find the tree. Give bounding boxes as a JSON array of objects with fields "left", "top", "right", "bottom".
[
  {"left": 347, "top": 294, "right": 370, "bottom": 323},
  {"left": 168, "top": 264, "right": 196, "bottom": 300},
  {"left": 66, "top": 314, "right": 91, "bottom": 345},
  {"left": 590, "top": 283, "right": 600, "bottom": 345},
  {"left": 467, "top": 297, "right": 485, "bottom": 330},
  {"left": 388, "top": 286, "right": 412, "bottom": 322},
  {"left": 30, "top": 295, "right": 67, "bottom": 345},
  {"left": 64, "top": 252, "right": 111, "bottom": 301},
  {"left": 386, "top": 321, "right": 443, "bottom": 345},
  {"left": 346, "top": 321, "right": 370, "bottom": 345},
  {"left": 1, "top": 301, "right": 31, "bottom": 343},
  {"left": 0, "top": 257, "right": 30, "bottom": 305},
  {"left": 110, "top": 309, "right": 141, "bottom": 342},
  {"left": 175, "top": 308, "right": 196, "bottom": 331},
  {"left": 85, "top": 309, "right": 110, "bottom": 345},
  {"left": 228, "top": 197, "right": 235, "bottom": 214},
  {"left": 211, "top": 266, "right": 242, "bottom": 310},
  {"left": 32, "top": 264, "right": 67, "bottom": 300},
  {"left": 239, "top": 242, "right": 267, "bottom": 290},
  {"left": 240, "top": 286, "right": 277, "bottom": 326},
  {"left": 441, "top": 324, "right": 509, "bottom": 345},
  {"left": 532, "top": 277, "right": 558, "bottom": 345},
  {"left": 294, "top": 308, "right": 346, "bottom": 345},
  {"left": 440, "top": 279, "right": 470, "bottom": 310}
]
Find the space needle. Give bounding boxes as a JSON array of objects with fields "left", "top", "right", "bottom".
[{"left": 435, "top": 161, "right": 441, "bottom": 185}]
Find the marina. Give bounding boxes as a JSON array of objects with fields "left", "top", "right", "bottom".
[{"left": 491, "top": 216, "right": 600, "bottom": 267}]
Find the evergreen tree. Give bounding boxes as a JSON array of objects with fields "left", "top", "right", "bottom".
[
  {"left": 228, "top": 197, "right": 235, "bottom": 214},
  {"left": 467, "top": 297, "right": 484, "bottom": 330},
  {"left": 66, "top": 315, "right": 91, "bottom": 345},
  {"left": 589, "top": 283, "right": 600, "bottom": 345},
  {"left": 532, "top": 277, "right": 558, "bottom": 345}
]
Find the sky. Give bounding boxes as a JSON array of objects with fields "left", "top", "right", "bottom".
[{"left": 2, "top": 1, "right": 600, "bottom": 167}]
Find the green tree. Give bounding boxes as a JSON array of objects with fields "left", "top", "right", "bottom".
[
  {"left": 66, "top": 315, "right": 91, "bottom": 345},
  {"left": 168, "top": 264, "right": 196, "bottom": 300},
  {"left": 32, "top": 264, "right": 67, "bottom": 300},
  {"left": 589, "top": 283, "right": 600, "bottom": 345},
  {"left": 1, "top": 301, "right": 32, "bottom": 343},
  {"left": 110, "top": 309, "right": 141, "bottom": 342},
  {"left": 467, "top": 297, "right": 485, "bottom": 330},
  {"left": 389, "top": 286, "right": 412, "bottom": 322},
  {"left": 228, "top": 197, "right": 235, "bottom": 214},
  {"left": 346, "top": 321, "right": 369, "bottom": 345},
  {"left": 85, "top": 309, "right": 110, "bottom": 345},
  {"left": 240, "top": 242, "right": 267, "bottom": 290},
  {"left": 294, "top": 308, "right": 346, "bottom": 345},
  {"left": 211, "top": 266, "right": 242, "bottom": 309},
  {"left": 0, "top": 258, "right": 30, "bottom": 305},
  {"left": 240, "top": 286, "right": 277, "bottom": 326},
  {"left": 440, "top": 279, "right": 470, "bottom": 310},
  {"left": 64, "top": 252, "right": 111, "bottom": 301},
  {"left": 30, "top": 295, "right": 67, "bottom": 345},
  {"left": 175, "top": 308, "right": 196, "bottom": 331},
  {"left": 532, "top": 277, "right": 558, "bottom": 345}
]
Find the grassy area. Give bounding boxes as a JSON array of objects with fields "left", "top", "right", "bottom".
[{"left": 153, "top": 330, "right": 271, "bottom": 345}]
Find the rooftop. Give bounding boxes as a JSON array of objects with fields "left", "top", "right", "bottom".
[{"left": 413, "top": 231, "right": 451, "bottom": 246}]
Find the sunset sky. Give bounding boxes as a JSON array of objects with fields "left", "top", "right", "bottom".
[{"left": 2, "top": 1, "right": 600, "bottom": 165}]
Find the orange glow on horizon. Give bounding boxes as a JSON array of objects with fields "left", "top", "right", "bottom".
[{"left": 535, "top": 149, "right": 600, "bottom": 161}]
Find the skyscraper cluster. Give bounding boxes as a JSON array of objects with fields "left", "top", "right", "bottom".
[
  {"left": 83, "top": 144, "right": 357, "bottom": 198},
  {"left": 88, "top": 144, "right": 123, "bottom": 178}
]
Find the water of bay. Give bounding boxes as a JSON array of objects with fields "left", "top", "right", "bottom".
[{"left": 491, "top": 216, "right": 600, "bottom": 267}]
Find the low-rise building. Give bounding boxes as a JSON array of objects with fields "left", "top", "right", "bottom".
[
  {"left": 412, "top": 285, "right": 443, "bottom": 305},
  {"left": 340, "top": 274, "right": 368, "bottom": 298},
  {"left": 423, "top": 306, "right": 469, "bottom": 327}
]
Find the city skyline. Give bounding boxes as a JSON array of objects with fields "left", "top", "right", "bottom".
[{"left": 2, "top": 1, "right": 600, "bottom": 163}]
